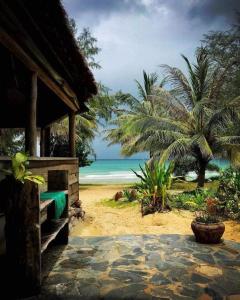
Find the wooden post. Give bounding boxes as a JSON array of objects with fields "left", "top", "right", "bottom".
[
  {"left": 40, "top": 127, "right": 51, "bottom": 157},
  {"left": 40, "top": 128, "right": 45, "bottom": 157},
  {"left": 69, "top": 112, "right": 76, "bottom": 157},
  {"left": 4, "top": 179, "right": 41, "bottom": 297},
  {"left": 45, "top": 126, "right": 51, "bottom": 157},
  {"left": 25, "top": 72, "right": 37, "bottom": 156}
]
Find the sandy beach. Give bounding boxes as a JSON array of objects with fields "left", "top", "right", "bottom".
[{"left": 71, "top": 185, "right": 240, "bottom": 242}]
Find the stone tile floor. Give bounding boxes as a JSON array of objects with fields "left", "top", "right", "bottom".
[{"left": 40, "top": 234, "right": 240, "bottom": 300}]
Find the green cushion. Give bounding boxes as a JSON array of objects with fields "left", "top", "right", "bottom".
[{"left": 40, "top": 191, "right": 66, "bottom": 219}]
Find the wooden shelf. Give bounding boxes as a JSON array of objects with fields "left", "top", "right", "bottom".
[
  {"left": 40, "top": 199, "right": 53, "bottom": 212},
  {"left": 41, "top": 218, "right": 68, "bottom": 254}
]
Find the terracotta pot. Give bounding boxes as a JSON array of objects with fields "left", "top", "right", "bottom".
[{"left": 191, "top": 220, "right": 225, "bottom": 244}]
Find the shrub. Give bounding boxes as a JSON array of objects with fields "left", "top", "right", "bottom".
[
  {"left": 122, "top": 189, "right": 138, "bottom": 202},
  {"left": 217, "top": 167, "right": 240, "bottom": 220},
  {"left": 195, "top": 212, "right": 220, "bottom": 224},
  {"left": 170, "top": 189, "right": 216, "bottom": 211}
]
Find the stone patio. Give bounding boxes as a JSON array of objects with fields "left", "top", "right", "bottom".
[{"left": 40, "top": 234, "right": 240, "bottom": 300}]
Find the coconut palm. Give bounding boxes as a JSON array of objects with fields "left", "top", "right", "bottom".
[
  {"left": 50, "top": 110, "right": 98, "bottom": 159},
  {"left": 106, "top": 71, "right": 166, "bottom": 157},
  {"left": 107, "top": 48, "right": 240, "bottom": 187},
  {"left": 51, "top": 111, "right": 97, "bottom": 142}
]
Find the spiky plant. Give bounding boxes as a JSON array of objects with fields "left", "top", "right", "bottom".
[{"left": 133, "top": 161, "right": 174, "bottom": 215}]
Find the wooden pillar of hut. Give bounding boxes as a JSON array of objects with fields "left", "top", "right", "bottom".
[
  {"left": 40, "top": 126, "right": 51, "bottom": 157},
  {"left": 25, "top": 72, "right": 37, "bottom": 156},
  {"left": 45, "top": 126, "right": 51, "bottom": 157},
  {"left": 69, "top": 111, "right": 76, "bottom": 157},
  {"left": 40, "top": 128, "right": 45, "bottom": 157}
]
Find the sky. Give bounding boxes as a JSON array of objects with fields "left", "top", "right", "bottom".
[{"left": 63, "top": 0, "right": 240, "bottom": 159}]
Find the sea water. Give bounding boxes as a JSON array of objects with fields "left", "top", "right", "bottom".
[{"left": 79, "top": 159, "right": 230, "bottom": 184}]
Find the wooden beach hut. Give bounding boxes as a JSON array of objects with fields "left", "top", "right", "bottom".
[{"left": 0, "top": 0, "right": 97, "bottom": 296}]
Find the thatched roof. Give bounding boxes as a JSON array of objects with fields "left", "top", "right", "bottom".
[{"left": 1, "top": 0, "right": 97, "bottom": 110}]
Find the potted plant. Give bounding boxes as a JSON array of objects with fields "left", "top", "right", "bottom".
[
  {"left": 0, "top": 152, "right": 44, "bottom": 224},
  {"left": 191, "top": 198, "right": 225, "bottom": 244}
]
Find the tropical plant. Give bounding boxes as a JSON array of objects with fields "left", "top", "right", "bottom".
[
  {"left": 170, "top": 189, "right": 216, "bottom": 211},
  {"left": 194, "top": 211, "right": 220, "bottom": 224},
  {"left": 50, "top": 109, "right": 98, "bottom": 164},
  {"left": 3, "top": 152, "right": 44, "bottom": 185},
  {"left": 122, "top": 189, "right": 138, "bottom": 202},
  {"left": 217, "top": 167, "right": 240, "bottom": 219},
  {"left": 133, "top": 161, "right": 174, "bottom": 215},
  {"left": 106, "top": 70, "right": 166, "bottom": 158},
  {"left": 107, "top": 48, "right": 240, "bottom": 187}
]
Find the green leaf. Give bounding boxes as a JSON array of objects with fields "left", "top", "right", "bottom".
[{"left": 24, "top": 175, "right": 45, "bottom": 185}]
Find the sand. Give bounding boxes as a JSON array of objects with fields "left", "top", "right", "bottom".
[{"left": 71, "top": 185, "right": 240, "bottom": 242}]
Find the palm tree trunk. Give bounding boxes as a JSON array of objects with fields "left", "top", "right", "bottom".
[
  {"left": 149, "top": 150, "right": 153, "bottom": 159},
  {"left": 197, "top": 161, "right": 207, "bottom": 188}
]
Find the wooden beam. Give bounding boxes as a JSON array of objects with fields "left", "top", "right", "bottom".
[
  {"left": 25, "top": 72, "right": 37, "bottom": 156},
  {"left": 0, "top": 27, "right": 78, "bottom": 112},
  {"left": 69, "top": 112, "right": 76, "bottom": 157}
]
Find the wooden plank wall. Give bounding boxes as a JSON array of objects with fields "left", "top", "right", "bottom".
[
  {"left": 0, "top": 158, "right": 79, "bottom": 207},
  {"left": 29, "top": 159, "right": 79, "bottom": 207}
]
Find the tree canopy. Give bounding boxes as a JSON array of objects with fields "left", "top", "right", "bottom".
[{"left": 106, "top": 48, "right": 240, "bottom": 187}]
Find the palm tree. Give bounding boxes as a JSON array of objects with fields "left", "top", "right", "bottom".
[
  {"left": 106, "top": 70, "right": 166, "bottom": 158},
  {"left": 107, "top": 48, "right": 240, "bottom": 187},
  {"left": 51, "top": 110, "right": 97, "bottom": 158}
]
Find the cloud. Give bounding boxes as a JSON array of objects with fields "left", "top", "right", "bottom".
[
  {"left": 62, "top": 0, "right": 235, "bottom": 158},
  {"left": 188, "top": 0, "right": 240, "bottom": 23},
  {"left": 63, "top": 0, "right": 147, "bottom": 25},
  {"left": 64, "top": 0, "right": 240, "bottom": 27}
]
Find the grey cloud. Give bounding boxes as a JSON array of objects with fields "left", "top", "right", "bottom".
[
  {"left": 188, "top": 0, "right": 240, "bottom": 23},
  {"left": 64, "top": 0, "right": 240, "bottom": 26},
  {"left": 64, "top": 0, "right": 147, "bottom": 18}
]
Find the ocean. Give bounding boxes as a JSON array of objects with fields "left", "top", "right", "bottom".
[{"left": 79, "top": 159, "right": 230, "bottom": 184}]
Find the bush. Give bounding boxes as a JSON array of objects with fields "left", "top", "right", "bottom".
[
  {"left": 170, "top": 189, "right": 216, "bottom": 211},
  {"left": 122, "top": 189, "right": 138, "bottom": 202},
  {"left": 217, "top": 167, "right": 240, "bottom": 220}
]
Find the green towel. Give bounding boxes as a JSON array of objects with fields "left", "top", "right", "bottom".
[{"left": 40, "top": 191, "right": 66, "bottom": 219}]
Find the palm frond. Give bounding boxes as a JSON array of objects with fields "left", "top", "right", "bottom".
[
  {"left": 208, "top": 59, "right": 237, "bottom": 100},
  {"left": 161, "top": 64, "right": 194, "bottom": 109},
  {"left": 160, "top": 138, "right": 193, "bottom": 163},
  {"left": 194, "top": 134, "right": 213, "bottom": 161}
]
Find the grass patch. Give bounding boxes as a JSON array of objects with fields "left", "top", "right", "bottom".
[
  {"left": 169, "top": 188, "right": 216, "bottom": 211},
  {"left": 79, "top": 184, "right": 134, "bottom": 191},
  {"left": 99, "top": 198, "right": 139, "bottom": 209}
]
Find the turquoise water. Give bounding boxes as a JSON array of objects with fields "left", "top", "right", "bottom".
[{"left": 79, "top": 159, "right": 230, "bottom": 184}]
